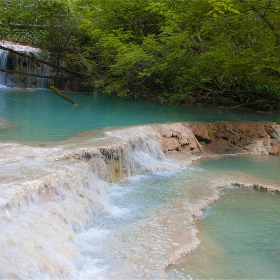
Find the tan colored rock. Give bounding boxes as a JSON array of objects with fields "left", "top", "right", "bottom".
[
  {"left": 188, "top": 121, "right": 279, "bottom": 154},
  {"left": 269, "top": 140, "right": 280, "bottom": 154},
  {"left": 246, "top": 139, "right": 280, "bottom": 155},
  {"left": 154, "top": 123, "right": 202, "bottom": 153},
  {"left": 162, "top": 137, "right": 180, "bottom": 152},
  {"left": 272, "top": 124, "right": 280, "bottom": 139}
]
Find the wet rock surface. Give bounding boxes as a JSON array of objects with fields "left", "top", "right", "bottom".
[
  {"left": 1, "top": 121, "right": 280, "bottom": 279},
  {"left": 187, "top": 121, "right": 280, "bottom": 155},
  {"left": 153, "top": 123, "right": 202, "bottom": 153},
  {"left": 54, "top": 122, "right": 280, "bottom": 182}
]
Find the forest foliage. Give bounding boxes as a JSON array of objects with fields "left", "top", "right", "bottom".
[{"left": 1, "top": 0, "right": 280, "bottom": 110}]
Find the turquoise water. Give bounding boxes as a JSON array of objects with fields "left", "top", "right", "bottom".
[
  {"left": 167, "top": 155, "right": 280, "bottom": 279},
  {"left": 0, "top": 89, "right": 279, "bottom": 142},
  {"left": 1, "top": 88, "right": 280, "bottom": 279},
  {"left": 167, "top": 188, "right": 280, "bottom": 279},
  {"left": 74, "top": 155, "right": 280, "bottom": 279},
  {"left": 195, "top": 154, "right": 280, "bottom": 182}
]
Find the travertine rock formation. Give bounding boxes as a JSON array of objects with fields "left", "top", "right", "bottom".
[
  {"left": 153, "top": 123, "right": 202, "bottom": 153},
  {"left": 187, "top": 121, "right": 280, "bottom": 155}
]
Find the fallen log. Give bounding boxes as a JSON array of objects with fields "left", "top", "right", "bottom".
[{"left": 49, "top": 86, "right": 77, "bottom": 105}]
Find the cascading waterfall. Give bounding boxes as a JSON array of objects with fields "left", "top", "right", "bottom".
[
  {"left": 0, "top": 42, "right": 50, "bottom": 89},
  {"left": 0, "top": 125, "right": 181, "bottom": 279},
  {"left": 1, "top": 122, "right": 280, "bottom": 279},
  {"left": 34, "top": 53, "right": 51, "bottom": 89},
  {"left": 0, "top": 50, "right": 8, "bottom": 88}
]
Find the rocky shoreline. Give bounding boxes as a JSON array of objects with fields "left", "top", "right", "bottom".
[{"left": 158, "top": 121, "right": 280, "bottom": 155}]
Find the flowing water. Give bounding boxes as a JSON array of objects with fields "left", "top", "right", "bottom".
[
  {"left": 0, "top": 89, "right": 280, "bottom": 279},
  {"left": 0, "top": 43, "right": 50, "bottom": 89},
  {"left": 0, "top": 50, "right": 9, "bottom": 87}
]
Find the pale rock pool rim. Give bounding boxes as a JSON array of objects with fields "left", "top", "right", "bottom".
[
  {"left": 166, "top": 184, "right": 280, "bottom": 279},
  {"left": 0, "top": 122, "right": 280, "bottom": 279}
]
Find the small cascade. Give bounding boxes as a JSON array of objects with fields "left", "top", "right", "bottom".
[
  {"left": 4, "top": 122, "right": 280, "bottom": 279},
  {"left": 0, "top": 42, "right": 50, "bottom": 89},
  {"left": 34, "top": 53, "right": 51, "bottom": 88},
  {"left": 0, "top": 124, "right": 206, "bottom": 279},
  {"left": 0, "top": 50, "right": 8, "bottom": 88},
  {"left": 0, "top": 125, "right": 174, "bottom": 278}
]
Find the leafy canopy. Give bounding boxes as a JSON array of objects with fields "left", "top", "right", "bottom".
[{"left": 1, "top": 0, "right": 280, "bottom": 109}]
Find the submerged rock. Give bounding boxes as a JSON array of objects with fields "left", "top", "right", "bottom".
[{"left": 0, "top": 118, "right": 14, "bottom": 130}]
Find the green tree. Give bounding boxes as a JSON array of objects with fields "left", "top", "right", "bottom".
[
  {"left": 1, "top": 0, "right": 280, "bottom": 110},
  {"left": 0, "top": 0, "right": 86, "bottom": 83},
  {"left": 75, "top": 0, "right": 280, "bottom": 109}
]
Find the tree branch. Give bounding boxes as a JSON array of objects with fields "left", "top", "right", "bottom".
[
  {"left": 0, "top": 68, "right": 75, "bottom": 79},
  {"left": 263, "top": 0, "right": 272, "bottom": 18},
  {"left": 0, "top": 45, "right": 87, "bottom": 78},
  {"left": 50, "top": 86, "right": 77, "bottom": 105},
  {"left": 250, "top": 4, "right": 280, "bottom": 46}
]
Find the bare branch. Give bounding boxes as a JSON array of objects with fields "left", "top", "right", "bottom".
[
  {"left": 0, "top": 45, "right": 86, "bottom": 78},
  {"left": 0, "top": 68, "right": 75, "bottom": 79}
]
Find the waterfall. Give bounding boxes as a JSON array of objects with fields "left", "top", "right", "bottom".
[
  {"left": 0, "top": 126, "right": 166, "bottom": 278},
  {"left": 0, "top": 50, "right": 8, "bottom": 88},
  {"left": 34, "top": 53, "right": 51, "bottom": 88},
  {"left": 1, "top": 122, "right": 279, "bottom": 279},
  {"left": 0, "top": 42, "right": 50, "bottom": 89},
  {"left": 0, "top": 124, "right": 203, "bottom": 279}
]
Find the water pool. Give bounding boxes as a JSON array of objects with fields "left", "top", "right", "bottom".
[
  {"left": 194, "top": 154, "right": 280, "bottom": 182},
  {"left": 167, "top": 187, "right": 280, "bottom": 279},
  {"left": 73, "top": 154, "right": 280, "bottom": 279},
  {"left": 0, "top": 89, "right": 279, "bottom": 142},
  {"left": 167, "top": 155, "right": 280, "bottom": 279},
  {"left": 1, "top": 89, "right": 280, "bottom": 279}
]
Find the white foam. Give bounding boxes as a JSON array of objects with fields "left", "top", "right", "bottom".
[
  {"left": 1, "top": 41, "right": 41, "bottom": 52},
  {"left": 78, "top": 258, "right": 109, "bottom": 280},
  {"left": 0, "top": 125, "right": 205, "bottom": 278}
]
